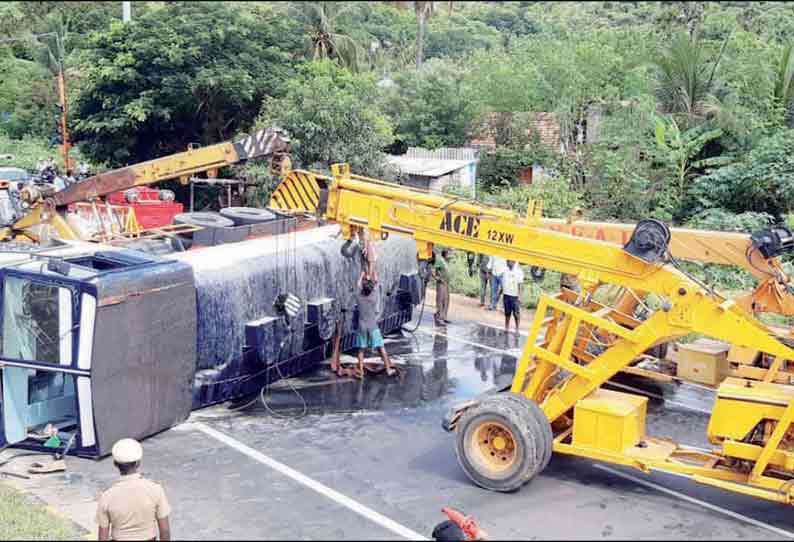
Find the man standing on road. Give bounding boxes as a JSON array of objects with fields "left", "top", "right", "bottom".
[
  {"left": 476, "top": 254, "right": 491, "bottom": 308},
  {"left": 501, "top": 260, "right": 524, "bottom": 332},
  {"left": 433, "top": 248, "right": 451, "bottom": 326},
  {"left": 97, "top": 439, "right": 172, "bottom": 541},
  {"left": 488, "top": 256, "right": 506, "bottom": 311}
]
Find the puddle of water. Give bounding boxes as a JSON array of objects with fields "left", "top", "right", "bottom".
[
  {"left": 236, "top": 325, "right": 519, "bottom": 414},
  {"left": 221, "top": 319, "right": 716, "bottom": 420}
]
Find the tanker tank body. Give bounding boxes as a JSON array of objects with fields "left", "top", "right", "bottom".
[
  {"left": 171, "top": 223, "right": 422, "bottom": 409},
  {"left": 0, "top": 223, "right": 422, "bottom": 458}
]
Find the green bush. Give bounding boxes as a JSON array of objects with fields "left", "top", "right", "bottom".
[
  {"left": 477, "top": 147, "right": 534, "bottom": 192},
  {"left": 689, "top": 129, "right": 794, "bottom": 217},
  {"left": 481, "top": 177, "right": 582, "bottom": 219},
  {"left": 685, "top": 208, "right": 775, "bottom": 233},
  {"left": 447, "top": 251, "right": 480, "bottom": 298}
]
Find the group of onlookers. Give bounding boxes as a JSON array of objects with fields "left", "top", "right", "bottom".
[{"left": 430, "top": 250, "right": 525, "bottom": 331}]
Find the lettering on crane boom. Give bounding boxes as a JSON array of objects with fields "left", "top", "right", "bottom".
[{"left": 439, "top": 211, "right": 515, "bottom": 245}]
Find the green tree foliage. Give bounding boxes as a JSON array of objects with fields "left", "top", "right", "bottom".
[
  {"left": 465, "top": 50, "right": 545, "bottom": 114},
  {"left": 71, "top": 2, "right": 300, "bottom": 166},
  {"left": 685, "top": 208, "right": 774, "bottom": 233},
  {"left": 712, "top": 30, "right": 782, "bottom": 146},
  {"left": 481, "top": 177, "right": 582, "bottom": 219},
  {"left": 0, "top": 57, "right": 56, "bottom": 139},
  {"left": 257, "top": 60, "right": 393, "bottom": 173},
  {"left": 775, "top": 43, "right": 794, "bottom": 127},
  {"left": 690, "top": 129, "right": 794, "bottom": 217},
  {"left": 422, "top": 14, "right": 500, "bottom": 61},
  {"left": 466, "top": 2, "right": 540, "bottom": 39},
  {"left": 383, "top": 58, "right": 481, "bottom": 149},
  {"left": 290, "top": 2, "right": 365, "bottom": 72},
  {"left": 653, "top": 115, "right": 724, "bottom": 197}
]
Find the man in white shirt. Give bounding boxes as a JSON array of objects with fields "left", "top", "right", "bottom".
[
  {"left": 501, "top": 260, "right": 524, "bottom": 331},
  {"left": 488, "top": 256, "right": 507, "bottom": 311}
]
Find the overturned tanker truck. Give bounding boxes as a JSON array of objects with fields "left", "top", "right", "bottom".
[{"left": 0, "top": 168, "right": 423, "bottom": 459}]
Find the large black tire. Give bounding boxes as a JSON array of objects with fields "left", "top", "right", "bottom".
[
  {"left": 173, "top": 212, "right": 234, "bottom": 229},
  {"left": 455, "top": 394, "right": 548, "bottom": 492},
  {"left": 499, "top": 393, "right": 554, "bottom": 471},
  {"left": 219, "top": 207, "right": 276, "bottom": 226},
  {"left": 125, "top": 239, "right": 177, "bottom": 256}
]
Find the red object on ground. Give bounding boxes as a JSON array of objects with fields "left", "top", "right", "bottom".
[
  {"left": 107, "top": 187, "right": 183, "bottom": 229},
  {"left": 442, "top": 507, "right": 481, "bottom": 540}
]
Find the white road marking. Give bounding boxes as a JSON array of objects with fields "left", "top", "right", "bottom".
[
  {"left": 414, "top": 326, "right": 521, "bottom": 355},
  {"left": 191, "top": 422, "right": 428, "bottom": 541},
  {"left": 594, "top": 464, "right": 794, "bottom": 539}
]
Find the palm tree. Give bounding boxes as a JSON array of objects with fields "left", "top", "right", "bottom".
[
  {"left": 652, "top": 31, "right": 729, "bottom": 127},
  {"left": 291, "top": 2, "right": 363, "bottom": 72},
  {"left": 774, "top": 43, "right": 794, "bottom": 127},
  {"left": 414, "top": 1, "right": 436, "bottom": 68}
]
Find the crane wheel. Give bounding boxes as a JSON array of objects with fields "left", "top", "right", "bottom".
[
  {"left": 455, "top": 394, "right": 551, "bottom": 492},
  {"left": 498, "top": 393, "right": 553, "bottom": 471}
]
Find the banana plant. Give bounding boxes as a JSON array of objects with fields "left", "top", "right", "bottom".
[{"left": 654, "top": 114, "right": 727, "bottom": 196}]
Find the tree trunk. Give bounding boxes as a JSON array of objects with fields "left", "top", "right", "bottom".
[{"left": 416, "top": 10, "right": 426, "bottom": 68}]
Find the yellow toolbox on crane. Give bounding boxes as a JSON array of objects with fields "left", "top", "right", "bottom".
[
  {"left": 675, "top": 339, "right": 730, "bottom": 385},
  {"left": 572, "top": 389, "right": 648, "bottom": 453}
]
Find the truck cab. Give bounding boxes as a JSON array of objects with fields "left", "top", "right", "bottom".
[{"left": 0, "top": 243, "right": 196, "bottom": 457}]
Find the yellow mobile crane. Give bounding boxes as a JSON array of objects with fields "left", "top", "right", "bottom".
[
  {"left": 540, "top": 215, "right": 794, "bottom": 384},
  {"left": 3, "top": 127, "right": 291, "bottom": 244},
  {"left": 271, "top": 163, "right": 794, "bottom": 504},
  {"left": 542, "top": 213, "right": 794, "bottom": 318}
]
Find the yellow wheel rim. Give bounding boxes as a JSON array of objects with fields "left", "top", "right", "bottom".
[{"left": 467, "top": 420, "right": 519, "bottom": 478}]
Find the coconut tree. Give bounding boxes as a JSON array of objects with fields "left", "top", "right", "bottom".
[
  {"left": 291, "top": 1, "right": 363, "bottom": 72},
  {"left": 652, "top": 32, "right": 729, "bottom": 128}
]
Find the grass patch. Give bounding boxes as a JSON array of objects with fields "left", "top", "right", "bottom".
[
  {"left": 0, "top": 133, "right": 92, "bottom": 172},
  {"left": 0, "top": 482, "right": 81, "bottom": 541}
]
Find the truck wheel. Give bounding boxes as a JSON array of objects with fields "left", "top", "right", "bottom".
[
  {"left": 219, "top": 207, "right": 275, "bottom": 226},
  {"left": 455, "top": 394, "right": 548, "bottom": 492},
  {"left": 173, "top": 212, "right": 234, "bottom": 228},
  {"left": 499, "top": 392, "right": 554, "bottom": 471}
]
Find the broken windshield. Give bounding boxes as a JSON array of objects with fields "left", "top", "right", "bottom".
[{"left": 2, "top": 277, "right": 69, "bottom": 364}]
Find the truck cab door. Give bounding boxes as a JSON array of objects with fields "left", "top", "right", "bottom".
[{"left": 1, "top": 275, "right": 83, "bottom": 446}]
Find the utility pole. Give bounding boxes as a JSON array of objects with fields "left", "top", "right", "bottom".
[
  {"left": 122, "top": 1, "right": 131, "bottom": 23},
  {"left": 56, "top": 67, "right": 73, "bottom": 172}
]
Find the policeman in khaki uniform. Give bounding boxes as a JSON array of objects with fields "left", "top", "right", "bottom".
[{"left": 97, "top": 439, "right": 172, "bottom": 541}]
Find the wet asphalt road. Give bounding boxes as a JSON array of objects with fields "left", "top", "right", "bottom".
[{"left": 7, "top": 316, "right": 794, "bottom": 540}]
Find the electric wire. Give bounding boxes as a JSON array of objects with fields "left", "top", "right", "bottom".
[{"left": 401, "top": 283, "right": 428, "bottom": 334}]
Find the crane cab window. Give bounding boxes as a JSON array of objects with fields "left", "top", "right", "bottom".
[{"left": 3, "top": 277, "right": 72, "bottom": 364}]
